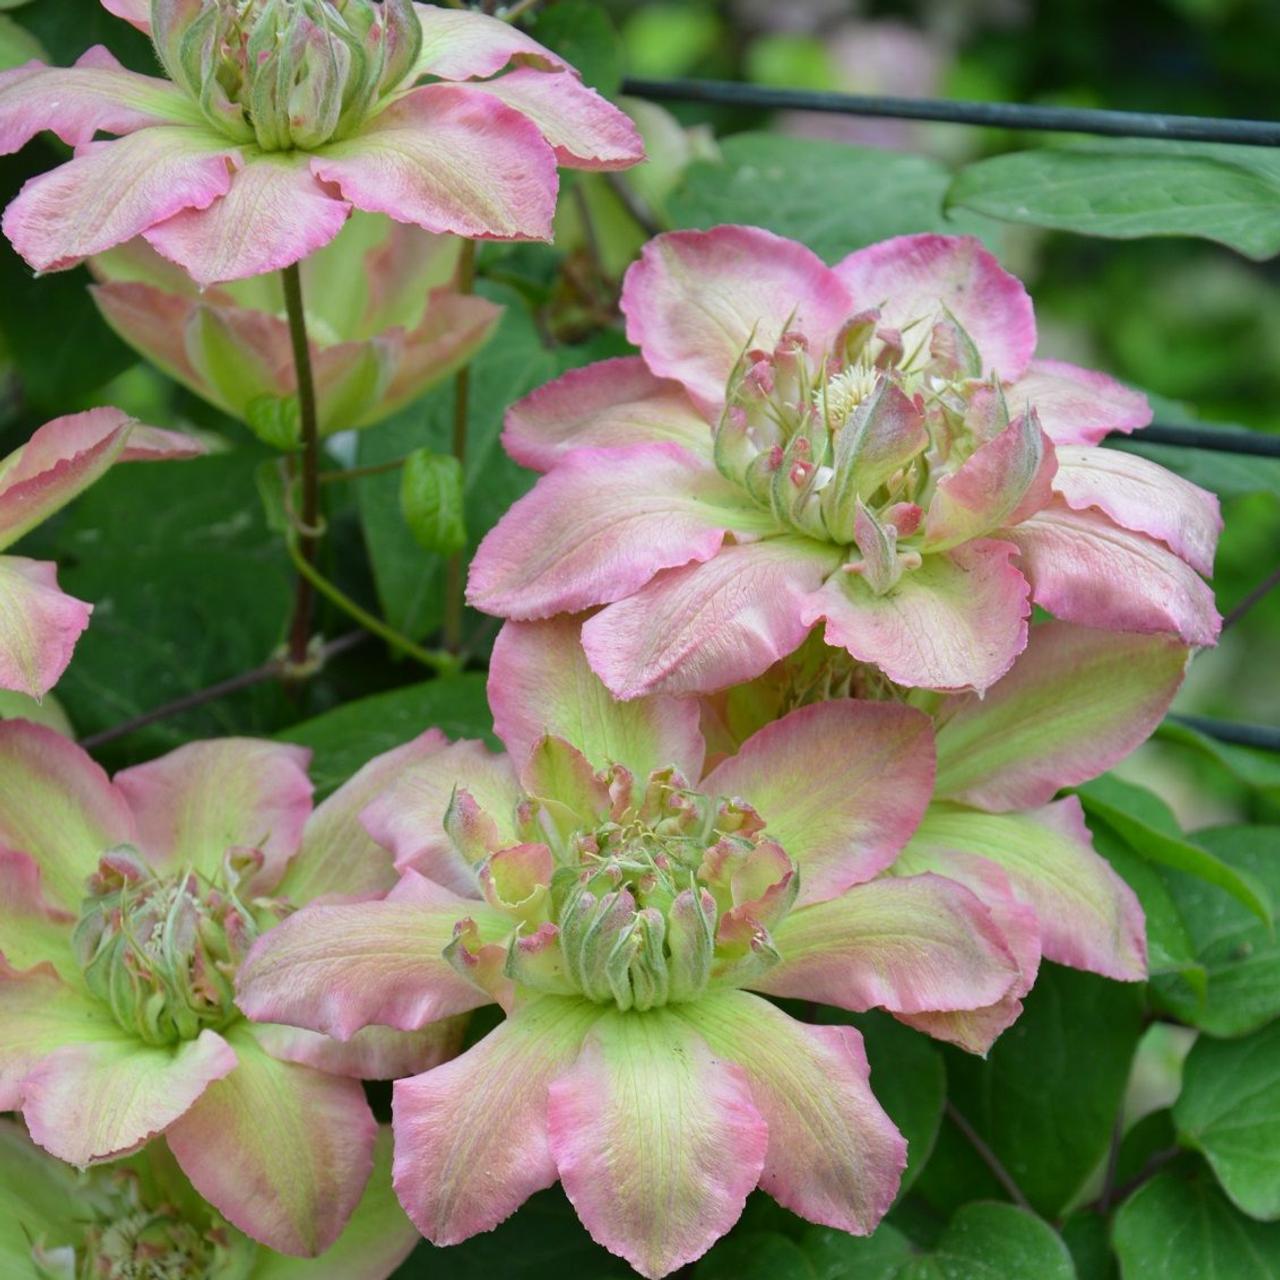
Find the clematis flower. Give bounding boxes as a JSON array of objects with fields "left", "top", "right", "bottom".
[
  {"left": 0, "top": 406, "right": 202, "bottom": 698},
  {"left": 90, "top": 216, "right": 503, "bottom": 436},
  {"left": 0, "top": 724, "right": 464, "bottom": 1257},
  {"left": 702, "top": 619, "right": 1188, "bottom": 1049},
  {"left": 468, "top": 226, "right": 1222, "bottom": 696},
  {"left": 236, "top": 615, "right": 1026, "bottom": 1278},
  {"left": 0, "top": 0, "right": 644, "bottom": 285},
  {"left": 0, "top": 1118, "right": 418, "bottom": 1280}
]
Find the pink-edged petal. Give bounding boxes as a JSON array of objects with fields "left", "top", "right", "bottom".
[
  {"left": 360, "top": 737, "right": 522, "bottom": 892},
  {"left": 801, "top": 539, "right": 1031, "bottom": 693},
  {"left": 674, "top": 990, "right": 905, "bottom": 1235},
  {"left": 91, "top": 281, "right": 205, "bottom": 393},
  {"left": 410, "top": 3, "right": 568, "bottom": 80},
  {"left": 469, "top": 68, "right": 644, "bottom": 170},
  {"left": 1052, "top": 445, "right": 1221, "bottom": 577},
  {"left": 0, "top": 849, "right": 74, "bottom": 975},
  {"left": 145, "top": 152, "right": 351, "bottom": 286},
  {"left": 1005, "top": 358, "right": 1151, "bottom": 445},
  {"left": 100, "top": 0, "right": 151, "bottom": 33},
  {"left": 934, "top": 621, "right": 1189, "bottom": 811},
  {"left": 903, "top": 798, "right": 1147, "bottom": 982},
  {"left": 392, "top": 996, "right": 602, "bottom": 1244},
  {"left": 757, "top": 871, "right": 1021, "bottom": 1016},
  {"left": 0, "top": 47, "right": 196, "bottom": 154},
  {"left": 0, "top": 558, "right": 92, "bottom": 699},
  {"left": 166, "top": 1022, "right": 375, "bottom": 1257},
  {"left": 118, "top": 425, "right": 204, "bottom": 461},
  {"left": 312, "top": 85, "right": 558, "bottom": 242},
  {"left": 835, "top": 234, "right": 1035, "bottom": 379},
  {"left": 702, "top": 701, "right": 934, "bottom": 904},
  {"left": 503, "top": 356, "right": 712, "bottom": 473},
  {"left": 547, "top": 1008, "right": 767, "bottom": 1278},
  {"left": 582, "top": 536, "right": 842, "bottom": 700},
  {"left": 2, "top": 128, "right": 235, "bottom": 274},
  {"left": 113, "top": 739, "right": 313, "bottom": 892},
  {"left": 922, "top": 410, "right": 1057, "bottom": 549},
  {"left": 468, "top": 443, "right": 766, "bottom": 620},
  {"left": 1009, "top": 503, "right": 1220, "bottom": 646},
  {"left": 253, "top": 1018, "right": 467, "bottom": 1081},
  {"left": 236, "top": 873, "right": 502, "bottom": 1040},
  {"left": 489, "top": 615, "right": 705, "bottom": 780},
  {"left": 0, "top": 719, "right": 135, "bottom": 910},
  {"left": 622, "top": 225, "right": 854, "bottom": 412}
]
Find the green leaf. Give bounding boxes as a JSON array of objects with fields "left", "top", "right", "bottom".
[
  {"left": 529, "top": 0, "right": 623, "bottom": 97},
  {"left": 0, "top": 12, "right": 43, "bottom": 68},
  {"left": 948, "top": 140, "right": 1280, "bottom": 260},
  {"left": 667, "top": 134, "right": 995, "bottom": 263},
  {"left": 1113, "top": 1170, "right": 1280, "bottom": 1278},
  {"left": 1158, "top": 720, "right": 1280, "bottom": 801},
  {"left": 694, "top": 1232, "right": 815, "bottom": 1280},
  {"left": 1060, "top": 1209, "right": 1118, "bottom": 1280},
  {"left": 895, "top": 1203, "right": 1075, "bottom": 1280},
  {"left": 1152, "top": 827, "right": 1280, "bottom": 1037},
  {"left": 244, "top": 393, "right": 302, "bottom": 452},
  {"left": 1175, "top": 1022, "right": 1280, "bottom": 1221},
  {"left": 1077, "top": 776, "right": 1272, "bottom": 926},
  {"left": 400, "top": 450, "right": 466, "bottom": 555},
  {"left": 279, "top": 674, "right": 493, "bottom": 796},
  {"left": 916, "top": 965, "right": 1144, "bottom": 1219}
]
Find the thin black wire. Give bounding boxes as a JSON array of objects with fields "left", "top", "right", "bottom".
[
  {"left": 1119, "top": 424, "right": 1280, "bottom": 458},
  {"left": 1171, "top": 714, "right": 1280, "bottom": 754},
  {"left": 622, "top": 77, "right": 1280, "bottom": 147}
]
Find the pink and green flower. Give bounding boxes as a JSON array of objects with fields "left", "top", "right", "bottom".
[
  {"left": 237, "top": 616, "right": 1027, "bottom": 1278},
  {"left": 0, "top": 0, "right": 644, "bottom": 284},
  {"left": 0, "top": 407, "right": 201, "bottom": 697},
  {"left": 0, "top": 723, "right": 462, "bottom": 1256},
  {"left": 468, "top": 226, "right": 1221, "bottom": 696}
]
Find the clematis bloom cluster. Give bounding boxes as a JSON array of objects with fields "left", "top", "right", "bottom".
[
  {"left": 91, "top": 216, "right": 503, "bottom": 437},
  {"left": 469, "top": 226, "right": 1222, "bottom": 696},
  {"left": 0, "top": 724, "right": 462, "bottom": 1257},
  {"left": 0, "top": 0, "right": 644, "bottom": 284},
  {"left": 0, "top": 407, "right": 201, "bottom": 697},
  {"left": 237, "top": 616, "right": 1028, "bottom": 1278}
]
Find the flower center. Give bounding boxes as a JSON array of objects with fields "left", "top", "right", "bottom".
[
  {"left": 156, "top": 0, "right": 422, "bottom": 150},
  {"left": 444, "top": 745, "right": 800, "bottom": 1013},
  {"left": 73, "top": 847, "right": 276, "bottom": 1047}
]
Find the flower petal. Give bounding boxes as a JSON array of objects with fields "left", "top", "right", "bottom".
[
  {"left": 702, "top": 701, "right": 934, "bottom": 904},
  {"left": 934, "top": 621, "right": 1189, "bottom": 811},
  {"left": 490, "top": 616, "right": 705, "bottom": 780},
  {"left": 359, "top": 736, "right": 522, "bottom": 892},
  {"left": 0, "top": 719, "right": 135, "bottom": 910},
  {"left": 165, "top": 1023, "right": 376, "bottom": 1256},
  {"left": 834, "top": 234, "right": 1035, "bottom": 379},
  {"left": 1008, "top": 503, "right": 1220, "bottom": 646},
  {"left": 252, "top": 1019, "right": 467, "bottom": 1082},
  {"left": 236, "top": 874, "right": 500, "bottom": 1039},
  {"left": 503, "top": 356, "right": 712, "bottom": 473},
  {"left": 673, "top": 990, "right": 905, "bottom": 1235},
  {"left": 468, "top": 443, "right": 766, "bottom": 620},
  {"left": 312, "top": 84, "right": 558, "bottom": 242},
  {"left": 1051, "top": 445, "right": 1221, "bottom": 577},
  {"left": 392, "top": 996, "right": 602, "bottom": 1244},
  {"left": 582, "top": 537, "right": 842, "bottom": 700},
  {"left": 100, "top": 0, "right": 151, "bottom": 33},
  {"left": 91, "top": 282, "right": 212, "bottom": 403},
  {"left": 0, "top": 47, "right": 196, "bottom": 154},
  {"left": 757, "top": 872, "right": 1021, "bottom": 1016},
  {"left": 904, "top": 799, "right": 1147, "bottom": 981},
  {"left": 145, "top": 152, "right": 351, "bottom": 286},
  {"left": 621, "top": 226, "right": 854, "bottom": 413},
  {"left": 410, "top": 5, "right": 569, "bottom": 80},
  {"left": 2, "top": 127, "right": 235, "bottom": 274},
  {"left": 113, "top": 740, "right": 313, "bottom": 892},
  {"left": 801, "top": 539, "right": 1031, "bottom": 693},
  {"left": 1005, "top": 358, "right": 1151, "bottom": 445},
  {"left": 0, "top": 557, "right": 92, "bottom": 699},
  {"left": 547, "top": 1008, "right": 767, "bottom": 1278},
  {"left": 0, "top": 849, "right": 75, "bottom": 981}
]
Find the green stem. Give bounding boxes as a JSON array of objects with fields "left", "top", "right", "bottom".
[
  {"left": 317, "top": 456, "right": 408, "bottom": 486},
  {"left": 443, "top": 239, "right": 477, "bottom": 653},
  {"left": 281, "top": 262, "right": 322, "bottom": 669}
]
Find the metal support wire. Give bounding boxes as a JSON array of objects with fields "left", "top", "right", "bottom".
[
  {"left": 1171, "top": 715, "right": 1280, "bottom": 754},
  {"left": 622, "top": 77, "right": 1280, "bottom": 147},
  {"left": 1122, "top": 424, "right": 1280, "bottom": 457}
]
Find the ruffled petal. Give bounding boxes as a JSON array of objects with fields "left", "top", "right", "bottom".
[
  {"left": 409, "top": 5, "right": 569, "bottom": 80},
  {"left": 0, "top": 557, "right": 92, "bottom": 699},
  {"left": 100, "top": 0, "right": 151, "bottom": 32},
  {"left": 503, "top": 356, "right": 712, "bottom": 473},
  {"left": 547, "top": 1008, "right": 767, "bottom": 1278},
  {"left": 252, "top": 1019, "right": 466, "bottom": 1082},
  {"left": 0, "top": 849, "right": 74, "bottom": 975},
  {"left": 1004, "top": 358, "right": 1151, "bottom": 445},
  {"left": 621, "top": 226, "right": 854, "bottom": 413}
]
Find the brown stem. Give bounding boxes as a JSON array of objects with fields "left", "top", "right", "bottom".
[
  {"left": 1224, "top": 562, "right": 1280, "bottom": 629},
  {"left": 945, "top": 1100, "right": 1033, "bottom": 1213},
  {"left": 317, "top": 456, "right": 408, "bottom": 485},
  {"left": 282, "top": 261, "right": 322, "bottom": 668},
  {"left": 443, "top": 240, "right": 477, "bottom": 653}
]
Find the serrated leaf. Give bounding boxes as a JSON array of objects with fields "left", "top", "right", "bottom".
[
  {"left": 400, "top": 449, "right": 466, "bottom": 555},
  {"left": 245, "top": 393, "right": 302, "bottom": 452}
]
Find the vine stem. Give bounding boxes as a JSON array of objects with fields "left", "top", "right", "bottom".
[
  {"left": 282, "top": 261, "right": 322, "bottom": 668},
  {"left": 944, "top": 1100, "right": 1033, "bottom": 1213},
  {"left": 443, "top": 239, "right": 477, "bottom": 653}
]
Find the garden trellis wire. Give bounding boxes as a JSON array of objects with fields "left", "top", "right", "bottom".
[{"left": 618, "top": 76, "right": 1280, "bottom": 754}]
